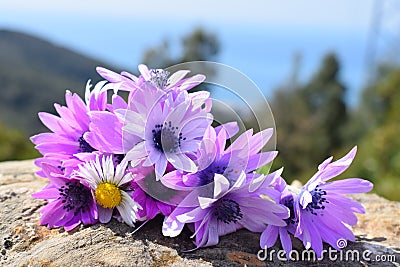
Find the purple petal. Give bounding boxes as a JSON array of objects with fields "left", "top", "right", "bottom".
[
  {"left": 38, "top": 112, "right": 65, "bottom": 134},
  {"left": 54, "top": 210, "right": 75, "bottom": 228},
  {"left": 305, "top": 147, "right": 359, "bottom": 191},
  {"left": 86, "top": 111, "right": 125, "bottom": 153},
  {"left": 176, "top": 207, "right": 209, "bottom": 223},
  {"left": 279, "top": 227, "right": 293, "bottom": 258},
  {"left": 63, "top": 219, "right": 81, "bottom": 231},
  {"left": 204, "top": 216, "right": 219, "bottom": 247},
  {"left": 260, "top": 225, "right": 279, "bottom": 248},
  {"left": 248, "top": 168, "right": 283, "bottom": 193},
  {"left": 307, "top": 220, "right": 323, "bottom": 257},
  {"left": 81, "top": 209, "right": 93, "bottom": 225},
  {"left": 226, "top": 129, "right": 252, "bottom": 154},
  {"left": 246, "top": 151, "right": 278, "bottom": 172},
  {"left": 121, "top": 71, "right": 139, "bottom": 82},
  {"left": 66, "top": 92, "right": 90, "bottom": 126},
  {"left": 323, "top": 205, "right": 358, "bottom": 226},
  {"left": 54, "top": 104, "right": 83, "bottom": 132},
  {"left": 32, "top": 188, "right": 60, "bottom": 199},
  {"left": 217, "top": 219, "right": 240, "bottom": 237},
  {"left": 316, "top": 212, "right": 355, "bottom": 241},
  {"left": 160, "top": 171, "right": 188, "bottom": 190},
  {"left": 155, "top": 156, "right": 168, "bottom": 179},
  {"left": 320, "top": 178, "right": 373, "bottom": 194},
  {"left": 158, "top": 202, "right": 174, "bottom": 216},
  {"left": 214, "top": 121, "right": 239, "bottom": 139},
  {"left": 111, "top": 95, "right": 128, "bottom": 110},
  {"left": 215, "top": 127, "right": 227, "bottom": 156},
  {"left": 318, "top": 156, "right": 333, "bottom": 170},
  {"left": 325, "top": 193, "right": 366, "bottom": 214},
  {"left": 41, "top": 203, "right": 66, "bottom": 226},
  {"left": 35, "top": 142, "right": 78, "bottom": 155},
  {"left": 197, "top": 128, "right": 217, "bottom": 169},
  {"left": 316, "top": 215, "right": 355, "bottom": 244},
  {"left": 96, "top": 67, "right": 125, "bottom": 83},
  {"left": 98, "top": 205, "right": 113, "bottom": 223},
  {"left": 249, "top": 128, "right": 273, "bottom": 154}
]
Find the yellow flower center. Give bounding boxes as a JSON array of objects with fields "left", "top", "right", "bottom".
[{"left": 95, "top": 182, "right": 122, "bottom": 209}]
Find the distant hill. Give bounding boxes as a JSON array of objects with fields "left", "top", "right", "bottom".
[{"left": 0, "top": 29, "right": 117, "bottom": 136}]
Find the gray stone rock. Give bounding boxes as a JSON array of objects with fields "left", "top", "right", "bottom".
[{"left": 0, "top": 160, "right": 399, "bottom": 266}]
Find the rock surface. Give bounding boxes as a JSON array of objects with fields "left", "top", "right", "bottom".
[{"left": 0, "top": 160, "right": 398, "bottom": 267}]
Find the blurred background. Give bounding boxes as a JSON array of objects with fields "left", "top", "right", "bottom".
[{"left": 0, "top": 0, "right": 399, "bottom": 200}]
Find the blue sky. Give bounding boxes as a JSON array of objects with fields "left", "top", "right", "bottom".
[{"left": 0, "top": 0, "right": 377, "bottom": 105}]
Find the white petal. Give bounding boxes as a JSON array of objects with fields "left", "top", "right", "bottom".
[
  {"left": 167, "top": 70, "right": 190, "bottom": 87},
  {"left": 213, "top": 174, "right": 230, "bottom": 199},
  {"left": 198, "top": 196, "right": 218, "bottom": 209},
  {"left": 167, "top": 153, "right": 197, "bottom": 173},
  {"left": 299, "top": 191, "right": 313, "bottom": 209},
  {"left": 125, "top": 142, "right": 147, "bottom": 165},
  {"left": 162, "top": 217, "right": 184, "bottom": 237},
  {"left": 138, "top": 64, "right": 151, "bottom": 80}
]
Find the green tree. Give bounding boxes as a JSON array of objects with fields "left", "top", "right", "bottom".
[
  {"left": 302, "top": 53, "right": 347, "bottom": 151},
  {"left": 142, "top": 28, "right": 219, "bottom": 69},
  {"left": 346, "top": 67, "right": 400, "bottom": 201},
  {"left": 272, "top": 53, "right": 348, "bottom": 181}
]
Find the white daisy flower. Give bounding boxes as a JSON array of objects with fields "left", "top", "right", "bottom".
[{"left": 76, "top": 155, "right": 141, "bottom": 227}]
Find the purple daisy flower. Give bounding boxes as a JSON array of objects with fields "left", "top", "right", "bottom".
[
  {"left": 96, "top": 64, "right": 206, "bottom": 94},
  {"left": 120, "top": 87, "right": 213, "bottom": 179},
  {"left": 75, "top": 155, "right": 142, "bottom": 227},
  {"left": 260, "top": 146, "right": 373, "bottom": 258},
  {"left": 162, "top": 170, "right": 289, "bottom": 248},
  {"left": 137, "top": 64, "right": 206, "bottom": 92},
  {"left": 31, "top": 81, "right": 108, "bottom": 175},
  {"left": 162, "top": 123, "right": 278, "bottom": 189},
  {"left": 32, "top": 163, "right": 97, "bottom": 231}
]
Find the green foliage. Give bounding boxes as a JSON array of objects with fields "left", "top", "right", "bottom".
[
  {"left": 271, "top": 53, "right": 348, "bottom": 180},
  {"left": 0, "top": 121, "right": 39, "bottom": 161},
  {"left": 271, "top": 54, "right": 400, "bottom": 201},
  {"left": 346, "top": 68, "right": 400, "bottom": 201},
  {"left": 142, "top": 28, "right": 219, "bottom": 69}
]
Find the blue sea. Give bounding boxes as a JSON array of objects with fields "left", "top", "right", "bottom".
[{"left": 0, "top": 14, "right": 369, "bottom": 106}]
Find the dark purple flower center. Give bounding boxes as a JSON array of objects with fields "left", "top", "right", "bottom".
[
  {"left": 152, "top": 121, "right": 185, "bottom": 153},
  {"left": 58, "top": 181, "right": 92, "bottom": 216},
  {"left": 197, "top": 162, "right": 228, "bottom": 186},
  {"left": 149, "top": 69, "right": 170, "bottom": 89},
  {"left": 214, "top": 198, "right": 243, "bottom": 224},
  {"left": 57, "top": 165, "right": 65, "bottom": 172},
  {"left": 305, "top": 185, "right": 329, "bottom": 216},
  {"left": 78, "top": 134, "right": 96, "bottom": 153},
  {"left": 281, "top": 195, "right": 297, "bottom": 225},
  {"left": 113, "top": 154, "right": 125, "bottom": 165}
]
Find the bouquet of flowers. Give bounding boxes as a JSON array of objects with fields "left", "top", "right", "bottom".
[{"left": 31, "top": 64, "right": 373, "bottom": 257}]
